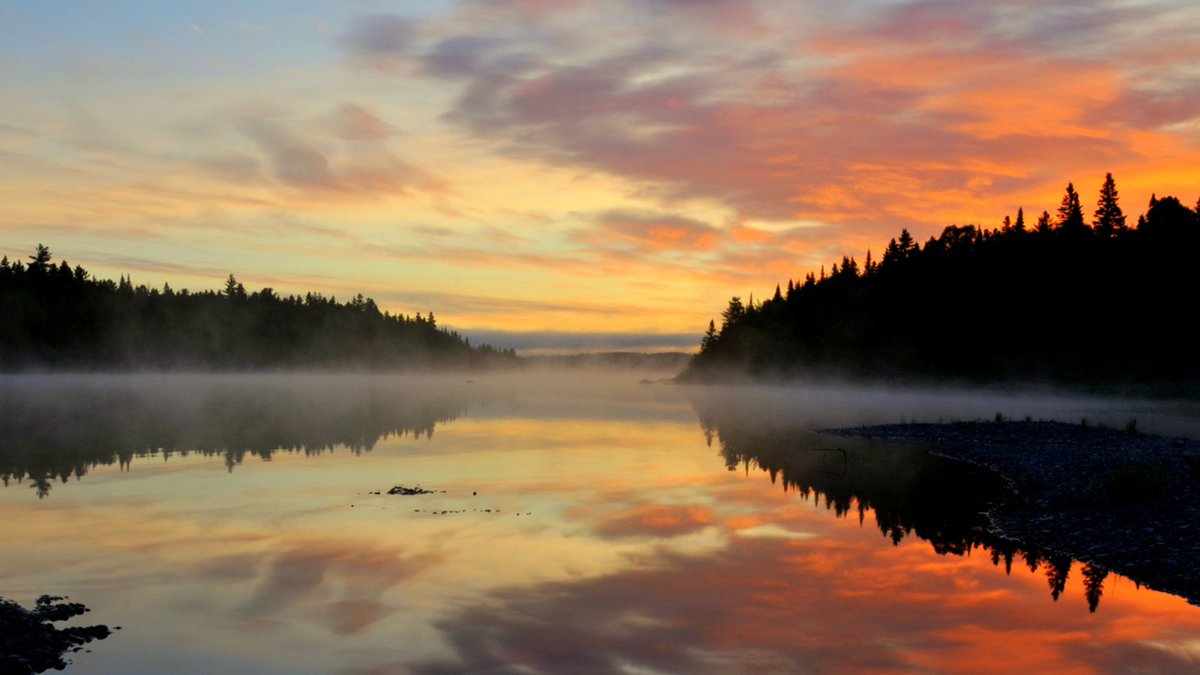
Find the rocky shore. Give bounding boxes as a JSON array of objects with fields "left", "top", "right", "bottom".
[
  {"left": 0, "top": 595, "right": 113, "bottom": 673},
  {"left": 822, "top": 420, "right": 1200, "bottom": 605}
]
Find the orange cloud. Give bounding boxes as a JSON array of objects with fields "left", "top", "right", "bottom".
[
  {"left": 588, "top": 209, "right": 723, "bottom": 252},
  {"left": 8, "top": 0, "right": 1200, "bottom": 337},
  {"left": 352, "top": 0, "right": 1199, "bottom": 257},
  {"left": 593, "top": 503, "right": 714, "bottom": 538}
]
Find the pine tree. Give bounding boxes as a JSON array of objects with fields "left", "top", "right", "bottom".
[
  {"left": 1014, "top": 207, "right": 1025, "bottom": 233},
  {"left": 720, "top": 297, "right": 744, "bottom": 329},
  {"left": 1035, "top": 210, "right": 1053, "bottom": 234},
  {"left": 1045, "top": 556, "right": 1072, "bottom": 602},
  {"left": 1056, "top": 182, "right": 1087, "bottom": 233},
  {"left": 1092, "top": 172, "right": 1126, "bottom": 237},
  {"left": 844, "top": 256, "right": 859, "bottom": 277},
  {"left": 28, "top": 244, "right": 52, "bottom": 274},
  {"left": 223, "top": 274, "right": 247, "bottom": 300},
  {"left": 701, "top": 320, "right": 717, "bottom": 350},
  {"left": 1081, "top": 564, "right": 1108, "bottom": 613}
]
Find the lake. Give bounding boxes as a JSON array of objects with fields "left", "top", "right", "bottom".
[{"left": 3, "top": 372, "right": 1200, "bottom": 673}]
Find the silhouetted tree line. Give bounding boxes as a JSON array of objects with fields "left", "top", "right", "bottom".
[
  {"left": 684, "top": 175, "right": 1200, "bottom": 388},
  {"left": 693, "top": 398, "right": 1111, "bottom": 611},
  {"left": 0, "top": 247, "right": 517, "bottom": 370},
  {"left": 0, "top": 376, "right": 482, "bottom": 497}
]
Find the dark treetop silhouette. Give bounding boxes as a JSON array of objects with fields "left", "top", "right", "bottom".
[
  {"left": 0, "top": 248, "right": 516, "bottom": 370},
  {"left": 683, "top": 175, "right": 1200, "bottom": 388}
]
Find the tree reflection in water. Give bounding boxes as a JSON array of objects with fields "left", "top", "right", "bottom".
[
  {"left": 0, "top": 375, "right": 478, "bottom": 498},
  {"left": 694, "top": 398, "right": 1114, "bottom": 612}
]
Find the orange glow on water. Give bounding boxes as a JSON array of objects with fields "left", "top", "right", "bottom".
[{"left": 3, "top": 376, "right": 1200, "bottom": 672}]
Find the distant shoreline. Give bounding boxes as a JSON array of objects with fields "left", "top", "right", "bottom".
[{"left": 822, "top": 420, "right": 1200, "bottom": 605}]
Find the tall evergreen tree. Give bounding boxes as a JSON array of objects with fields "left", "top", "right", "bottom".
[
  {"left": 1014, "top": 207, "right": 1026, "bottom": 233},
  {"left": 1035, "top": 210, "right": 1053, "bottom": 234},
  {"left": 1081, "top": 564, "right": 1108, "bottom": 613},
  {"left": 701, "top": 320, "right": 717, "bottom": 349},
  {"left": 720, "top": 297, "right": 745, "bottom": 330},
  {"left": 224, "top": 274, "right": 246, "bottom": 300},
  {"left": 1092, "top": 173, "right": 1126, "bottom": 237},
  {"left": 28, "top": 244, "right": 52, "bottom": 273},
  {"left": 1056, "top": 182, "right": 1087, "bottom": 233}
]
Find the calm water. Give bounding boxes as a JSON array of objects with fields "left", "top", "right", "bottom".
[{"left": 3, "top": 373, "right": 1200, "bottom": 674}]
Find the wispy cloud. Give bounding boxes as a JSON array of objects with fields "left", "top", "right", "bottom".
[
  {"left": 231, "top": 111, "right": 441, "bottom": 198},
  {"left": 342, "top": 0, "right": 1200, "bottom": 236},
  {"left": 5, "top": 1, "right": 1200, "bottom": 336}
]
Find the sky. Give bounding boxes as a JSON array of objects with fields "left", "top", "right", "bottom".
[{"left": 3, "top": 1, "right": 1200, "bottom": 352}]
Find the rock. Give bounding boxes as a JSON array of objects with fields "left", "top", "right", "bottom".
[{"left": 387, "top": 485, "right": 435, "bottom": 496}]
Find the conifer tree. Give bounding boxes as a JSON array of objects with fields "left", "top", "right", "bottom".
[
  {"left": 224, "top": 274, "right": 246, "bottom": 299},
  {"left": 1081, "top": 564, "right": 1108, "bottom": 613},
  {"left": 1092, "top": 172, "right": 1126, "bottom": 237},
  {"left": 720, "top": 297, "right": 744, "bottom": 329},
  {"left": 28, "top": 244, "right": 52, "bottom": 273},
  {"left": 701, "top": 320, "right": 717, "bottom": 349},
  {"left": 1056, "top": 182, "right": 1087, "bottom": 233},
  {"left": 1035, "top": 210, "right": 1053, "bottom": 234},
  {"left": 1014, "top": 207, "right": 1025, "bottom": 232}
]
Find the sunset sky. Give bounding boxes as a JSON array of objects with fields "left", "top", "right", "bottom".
[{"left": 3, "top": 1, "right": 1199, "bottom": 351}]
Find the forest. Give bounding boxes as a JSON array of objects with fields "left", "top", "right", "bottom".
[
  {"left": 0, "top": 248, "right": 517, "bottom": 370},
  {"left": 683, "top": 175, "right": 1200, "bottom": 389}
]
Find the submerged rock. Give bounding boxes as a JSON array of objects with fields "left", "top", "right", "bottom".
[{"left": 387, "top": 485, "right": 436, "bottom": 496}]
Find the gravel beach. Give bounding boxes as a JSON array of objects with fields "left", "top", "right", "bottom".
[{"left": 822, "top": 420, "right": 1200, "bottom": 605}]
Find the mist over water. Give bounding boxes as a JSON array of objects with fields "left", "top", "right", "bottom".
[{"left": 4, "top": 370, "right": 1200, "bottom": 673}]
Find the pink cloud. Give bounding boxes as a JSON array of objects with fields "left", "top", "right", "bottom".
[
  {"left": 590, "top": 209, "right": 723, "bottom": 252},
  {"left": 593, "top": 503, "right": 714, "bottom": 538},
  {"left": 231, "top": 113, "right": 442, "bottom": 200},
  {"left": 343, "top": 0, "right": 1200, "bottom": 250},
  {"left": 327, "top": 103, "right": 398, "bottom": 142},
  {"left": 410, "top": 533, "right": 1200, "bottom": 674}
]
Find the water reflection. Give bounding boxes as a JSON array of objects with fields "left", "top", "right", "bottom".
[
  {"left": 693, "top": 394, "right": 1120, "bottom": 612},
  {"left": 3, "top": 375, "right": 1200, "bottom": 673},
  {"left": 0, "top": 375, "right": 479, "bottom": 497}
]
